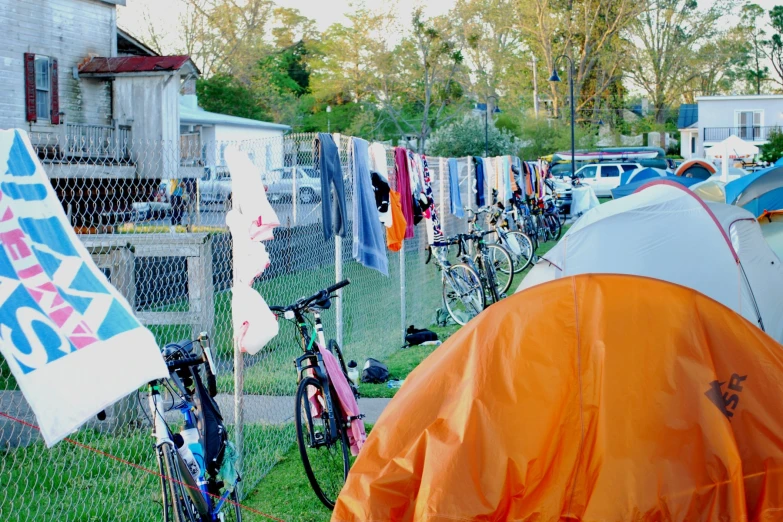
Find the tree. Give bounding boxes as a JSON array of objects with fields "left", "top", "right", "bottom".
[
  {"left": 759, "top": 128, "right": 783, "bottom": 163},
  {"left": 196, "top": 74, "right": 271, "bottom": 121},
  {"left": 770, "top": 6, "right": 783, "bottom": 88},
  {"left": 518, "top": 0, "right": 642, "bottom": 122},
  {"left": 685, "top": 33, "right": 748, "bottom": 99},
  {"left": 183, "top": 0, "right": 275, "bottom": 78},
  {"left": 452, "top": 0, "right": 528, "bottom": 112},
  {"left": 738, "top": 3, "right": 769, "bottom": 95},
  {"left": 363, "top": 9, "right": 467, "bottom": 152},
  {"left": 626, "top": 0, "right": 729, "bottom": 123},
  {"left": 428, "top": 115, "right": 519, "bottom": 157}
]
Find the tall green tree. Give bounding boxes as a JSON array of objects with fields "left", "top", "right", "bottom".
[
  {"left": 626, "top": 0, "right": 730, "bottom": 123},
  {"left": 738, "top": 3, "right": 769, "bottom": 94},
  {"left": 770, "top": 6, "right": 783, "bottom": 89},
  {"left": 517, "top": 0, "right": 641, "bottom": 122}
]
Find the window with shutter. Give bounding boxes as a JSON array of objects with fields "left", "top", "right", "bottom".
[{"left": 35, "top": 56, "right": 51, "bottom": 120}]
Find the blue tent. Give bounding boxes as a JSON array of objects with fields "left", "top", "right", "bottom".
[
  {"left": 611, "top": 176, "right": 702, "bottom": 199},
  {"left": 725, "top": 165, "right": 783, "bottom": 217},
  {"left": 775, "top": 157, "right": 783, "bottom": 167},
  {"left": 619, "top": 167, "right": 667, "bottom": 186}
]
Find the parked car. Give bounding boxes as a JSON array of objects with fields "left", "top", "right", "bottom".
[
  {"left": 569, "top": 162, "right": 642, "bottom": 197},
  {"left": 265, "top": 166, "right": 322, "bottom": 204},
  {"left": 199, "top": 166, "right": 233, "bottom": 205}
]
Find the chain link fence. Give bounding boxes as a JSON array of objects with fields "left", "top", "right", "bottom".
[{"left": 0, "top": 130, "right": 474, "bottom": 520}]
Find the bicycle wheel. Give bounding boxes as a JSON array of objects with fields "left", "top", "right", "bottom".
[
  {"left": 295, "top": 376, "right": 350, "bottom": 510},
  {"left": 483, "top": 244, "right": 514, "bottom": 295},
  {"left": 546, "top": 213, "right": 562, "bottom": 240},
  {"left": 161, "top": 444, "right": 202, "bottom": 522},
  {"left": 504, "top": 231, "right": 533, "bottom": 273},
  {"left": 558, "top": 207, "right": 567, "bottom": 226},
  {"left": 327, "top": 339, "right": 348, "bottom": 379},
  {"left": 442, "top": 263, "right": 485, "bottom": 325}
]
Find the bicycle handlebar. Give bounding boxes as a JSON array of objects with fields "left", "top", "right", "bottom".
[{"left": 270, "top": 279, "right": 351, "bottom": 314}]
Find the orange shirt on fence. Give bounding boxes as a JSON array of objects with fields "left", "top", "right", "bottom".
[{"left": 386, "top": 190, "right": 407, "bottom": 252}]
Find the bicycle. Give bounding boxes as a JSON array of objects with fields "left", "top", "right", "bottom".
[
  {"left": 484, "top": 204, "right": 534, "bottom": 273},
  {"left": 146, "top": 333, "right": 242, "bottom": 522},
  {"left": 453, "top": 218, "right": 514, "bottom": 303},
  {"left": 426, "top": 241, "right": 486, "bottom": 325},
  {"left": 269, "top": 280, "right": 363, "bottom": 510}
]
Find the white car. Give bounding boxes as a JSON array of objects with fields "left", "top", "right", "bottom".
[
  {"left": 265, "top": 166, "right": 322, "bottom": 204},
  {"left": 573, "top": 162, "right": 642, "bottom": 197}
]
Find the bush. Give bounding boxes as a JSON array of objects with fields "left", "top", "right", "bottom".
[
  {"left": 517, "top": 116, "right": 597, "bottom": 159},
  {"left": 760, "top": 128, "right": 783, "bottom": 164},
  {"left": 427, "top": 115, "right": 520, "bottom": 157}
]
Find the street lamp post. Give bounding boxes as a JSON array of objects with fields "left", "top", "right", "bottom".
[
  {"left": 484, "top": 95, "right": 497, "bottom": 158},
  {"left": 549, "top": 55, "right": 576, "bottom": 179},
  {"left": 326, "top": 105, "right": 332, "bottom": 133}
]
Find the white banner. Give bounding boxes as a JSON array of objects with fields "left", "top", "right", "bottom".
[{"left": 0, "top": 129, "right": 168, "bottom": 446}]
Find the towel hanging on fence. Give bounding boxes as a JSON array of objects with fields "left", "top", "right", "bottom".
[
  {"left": 315, "top": 133, "right": 347, "bottom": 241},
  {"left": 448, "top": 158, "right": 464, "bottom": 218},
  {"left": 394, "top": 148, "right": 415, "bottom": 239},
  {"left": 421, "top": 154, "right": 444, "bottom": 244},
  {"left": 350, "top": 137, "right": 389, "bottom": 276},
  {"left": 473, "top": 157, "right": 486, "bottom": 206},
  {"left": 503, "top": 156, "right": 513, "bottom": 204}
]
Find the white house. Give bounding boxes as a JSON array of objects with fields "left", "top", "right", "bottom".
[
  {"left": 679, "top": 95, "right": 783, "bottom": 160},
  {"left": 1, "top": 0, "right": 290, "bottom": 226},
  {"left": 179, "top": 93, "right": 290, "bottom": 178}
]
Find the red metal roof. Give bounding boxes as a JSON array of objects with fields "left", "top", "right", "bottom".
[{"left": 78, "top": 56, "right": 196, "bottom": 74}]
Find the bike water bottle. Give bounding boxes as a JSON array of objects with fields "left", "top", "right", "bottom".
[
  {"left": 172, "top": 433, "right": 200, "bottom": 480},
  {"left": 181, "top": 422, "right": 206, "bottom": 485},
  {"left": 347, "top": 360, "right": 359, "bottom": 386}
]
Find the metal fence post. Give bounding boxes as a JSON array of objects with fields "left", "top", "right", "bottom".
[
  {"left": 233, "top": 337, "right": 244, "bottom": 499},
  {"left": 467, "top": 156, "right": 474, "bottom": 214},
  {"left": 439, "top": 157, "right": 446, "bottom": 234},
  {"left": 400, "top": 246, "right": 406, "bottom": 344},
  {"left": 335, "top": 235, "right": 344, "bottom": 347}
]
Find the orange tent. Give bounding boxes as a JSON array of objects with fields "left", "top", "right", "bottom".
[
  {"left": 676, "top": 158, "right": 717, "bottom": 178},
  {"left": 333, "top": 274, "right": 783, "bottom": 522}
]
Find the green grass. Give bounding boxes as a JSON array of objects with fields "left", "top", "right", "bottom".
[
  {"left": 357, "top": 323, "right": 461, "bottom": 398},
  {"left": 240, "top": 426, "right": 373, "bottom": 522},
  {"left": 0, "top": 423, "right": 295, "bottom": 522}
]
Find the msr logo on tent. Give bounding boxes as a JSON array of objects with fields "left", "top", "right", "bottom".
[{"left": 705, "top": 374, "right": 747, "bottom": 419}]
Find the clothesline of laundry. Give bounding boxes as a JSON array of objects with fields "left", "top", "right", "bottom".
[{"left": 313, "top": 133, "right": 550, "bottom": 276}]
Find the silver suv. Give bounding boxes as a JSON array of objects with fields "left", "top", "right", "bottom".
[{"left": 265, "top": 167, "right": 322, "bottom": 204}]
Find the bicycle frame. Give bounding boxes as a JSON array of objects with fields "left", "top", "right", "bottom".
[
  {"left": 149, "top": 366, "right": 239, "bottom": 520},
  {"left": 290, "top": 309, "right": 341, "bottom": 445}
]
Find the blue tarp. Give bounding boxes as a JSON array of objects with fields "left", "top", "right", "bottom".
[{"left": 611, "top": 176, "right": 703, "bottom": 199}]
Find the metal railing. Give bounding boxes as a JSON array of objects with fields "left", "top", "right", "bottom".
[
  {"left": 0, "top": 132, "right": 478, "bottom": 521},
  {"left": 703, "top": 126, "right": 780, "bottom": 142}
]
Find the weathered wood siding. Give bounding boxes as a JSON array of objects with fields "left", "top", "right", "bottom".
[
  {"left": 113, "top": 74, "right": 181, "bottom": 179},
  {"left": 0, "top": 0, "right": 115, "bottom": 130}
]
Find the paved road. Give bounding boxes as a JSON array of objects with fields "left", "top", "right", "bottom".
[
  {"left": 0, "top": 390, "right": 391, "bottom": 449},
  {"left": 214, "top": 394, "right": 391, "bottom": 425},
  {"left": 142, "top": 200, "right": 324, "bottom": 229}
]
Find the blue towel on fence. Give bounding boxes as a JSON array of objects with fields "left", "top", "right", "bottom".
[
  {"left": 473, "top": 157, "right": 486, "bottom": 206},
  {"left": 448, "top": 158, "right": 464, "bottom": 218},
  {"left": 351, "top": 137, "right": 389, "bottom": 276},
  {"left": 316, "top": 133, "right": 347, "bottom": 241}
]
